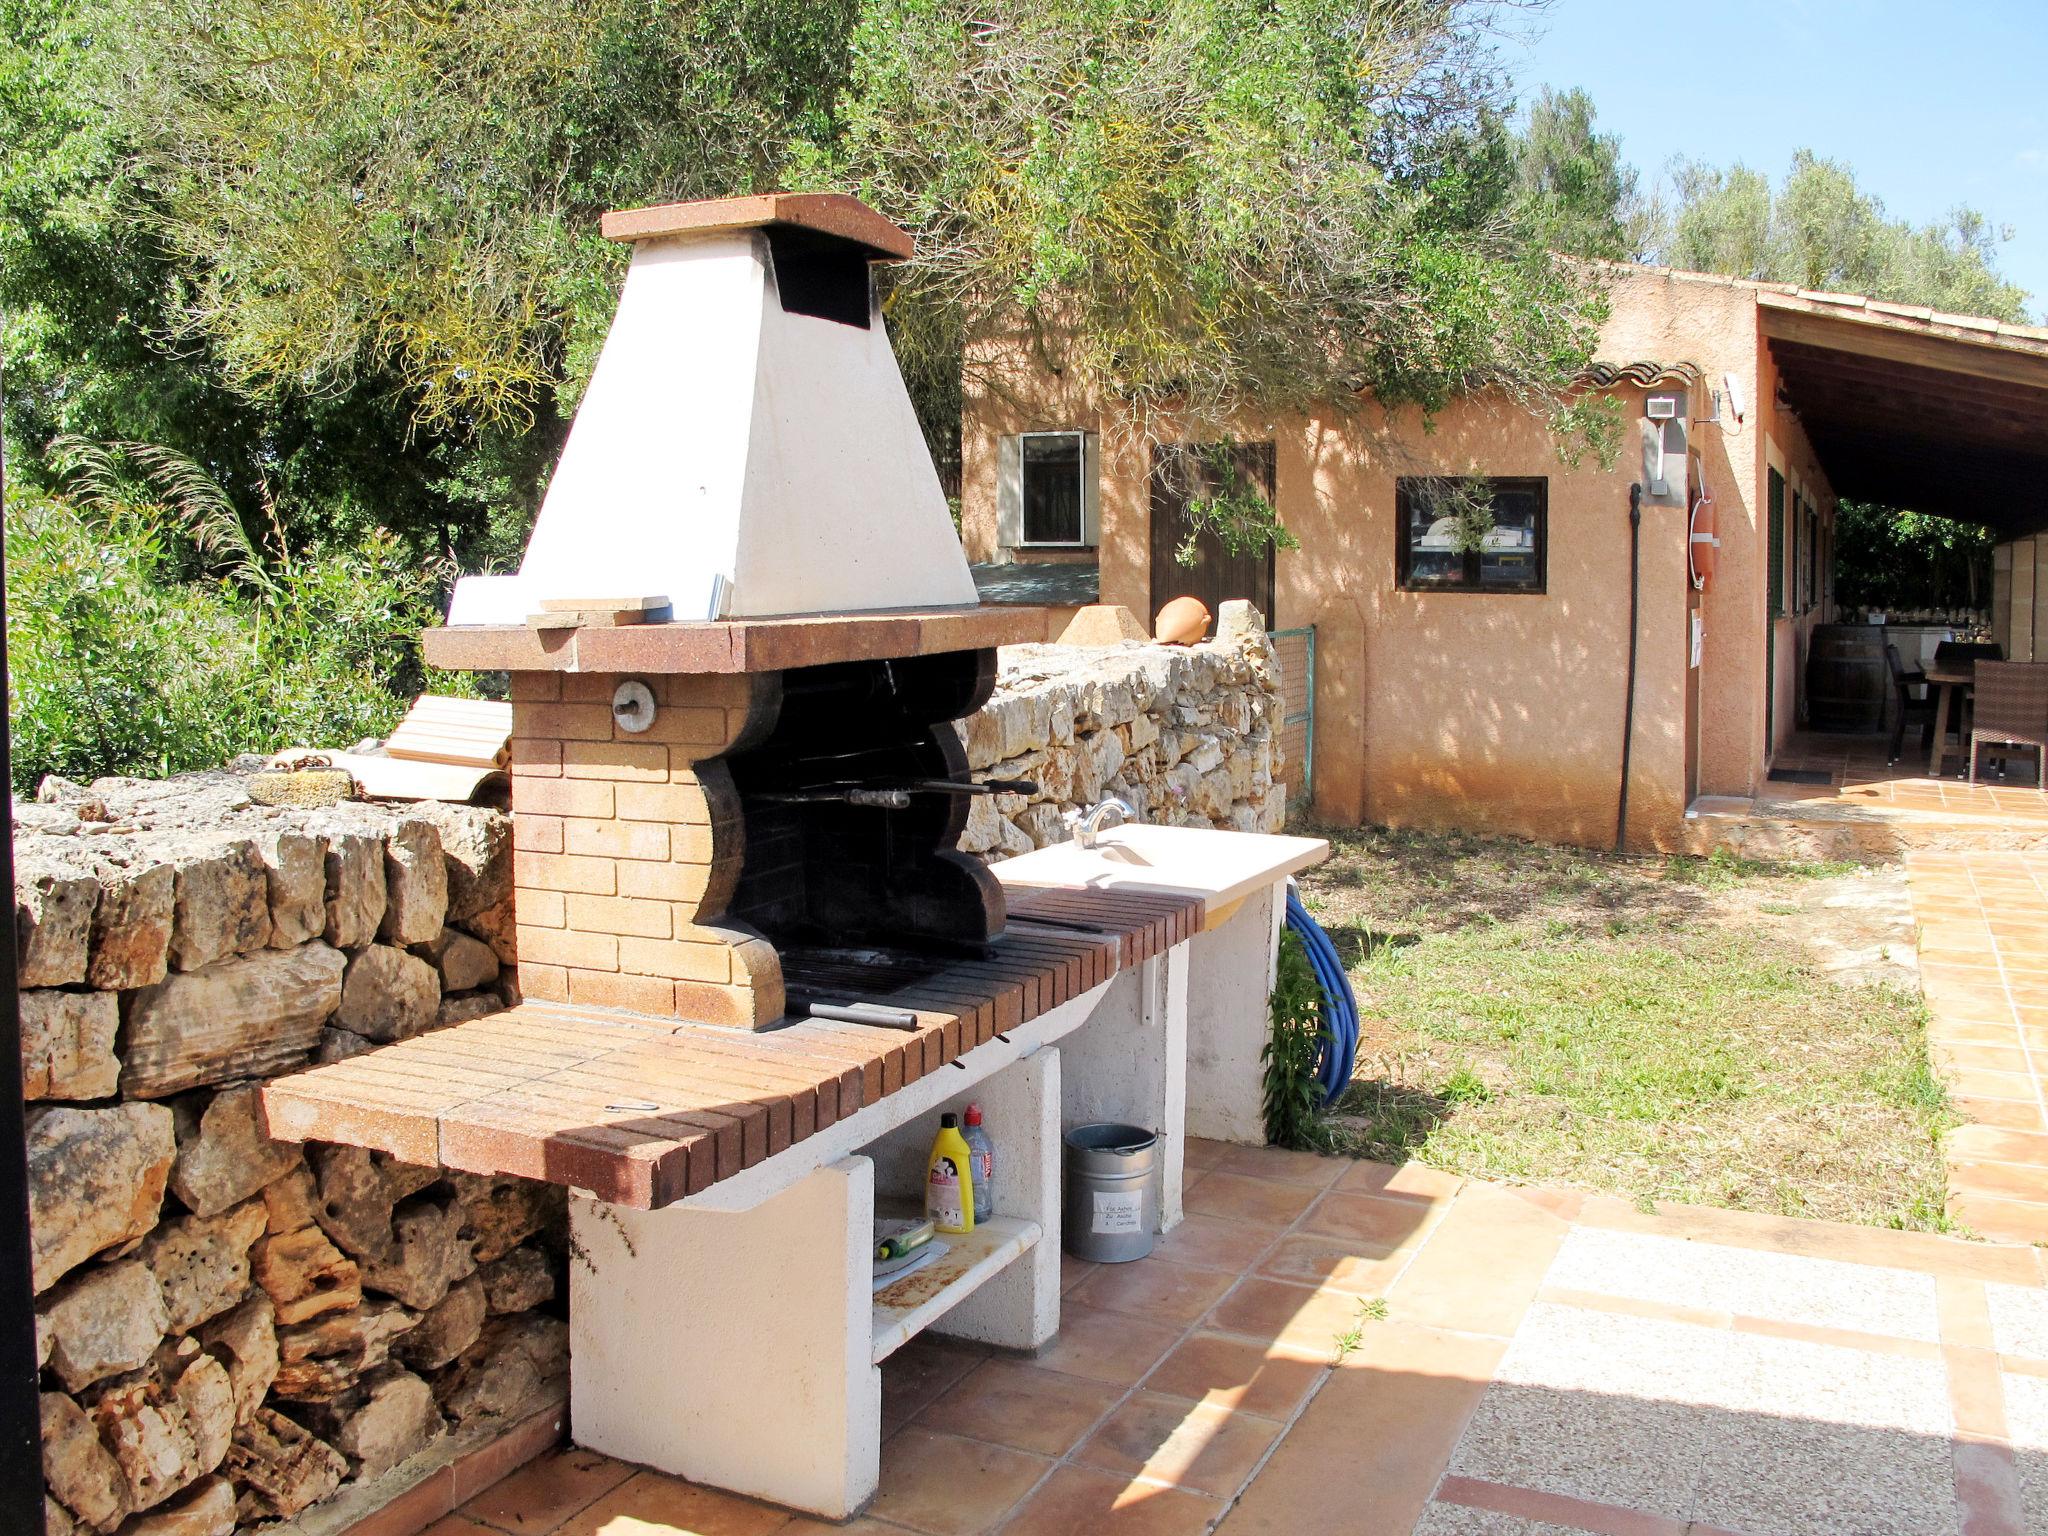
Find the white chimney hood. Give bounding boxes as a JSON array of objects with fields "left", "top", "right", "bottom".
[{"left": 448, "top": 193, "right": 978, "bottom": 625}]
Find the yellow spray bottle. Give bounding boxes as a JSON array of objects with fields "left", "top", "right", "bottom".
[{"left": 925, "top": 1113, "right": 976, "bottom": 1234}]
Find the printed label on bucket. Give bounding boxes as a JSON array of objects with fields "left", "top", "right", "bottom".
[{"left": 1091, "top": 1190, "right": 1143, "bottom": 1235}]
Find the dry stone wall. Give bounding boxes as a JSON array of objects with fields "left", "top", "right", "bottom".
[
  {"left": 959, "top": 600, "right": 1289, "bottom": 856},
  {"left": 17, "top": 774, "right": 565, "bottom": 1536}
]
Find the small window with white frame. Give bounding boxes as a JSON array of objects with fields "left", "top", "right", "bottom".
[{"left": 1000, "top": 430, "right": 1098, "bottom": 549}]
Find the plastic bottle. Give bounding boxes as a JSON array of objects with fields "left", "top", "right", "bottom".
[
  {"left": 962, "top": 1103, "right": 995, "bottom": 1221},
  {"left": 925, "top": 1113, "right": 975, "bottom": 1234}
]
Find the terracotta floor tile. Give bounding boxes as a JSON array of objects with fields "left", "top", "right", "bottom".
[
  {"left": 1929, "top": 1020, "right": 2025, "bottom": 1047},
  {"left": 1213, "top": 1323, "right": 1501, "bottom": 1536},
  {"left": 1939, "top": 1042, "right": 2034, "bottom": 1074},
  {"left": 423, "top": 1521, "right": 500, "bottom": 1536},
  {"left": 1066, "top": 1256, "right": 1239, "bottom": 1327},
  {"left": 1181, "top": 1136, "right": 1229, "bottom": 1170},
  {"left": 1948, "top": 1123, "right": 2048, "bottom": 1165},
  {"left": 1254, "top": 1233, "right": 1411, "bottom": 1297},
  {"left": 1207, "top": 1143, "right": 1348, "bottom": 1188},
  {"left": 1207, "top": 1277, "right": 1375, "bottom": 1356},
  {"left": 1945, "top": 1067, "right": 2040, "bottom": 1102},
  {"left": 1951, "top": 1096, "right": 2048, "bottom": 1132},
  {"left": 1141, "top": 1331, "right": 1327, "bottom": 1421},
  {"left": 549, "top": 1471, "right": 790, "bottom": 1536},
  {"left": 1073, "top": 1391, "right": 1283, "bottom": 1497},
  {"left": 1180, "top": 1172, "right": 1320, "bottom": 1229},
  {"left": 1334, "top": 1160, "right": 1464, "bottom": 1204},
  {"left": 919, "top": 1359, "right": 1117, "bottom": 1458},
  {"left": 1030, "top": 1304, "right": 1183, "bottom": 1387},
  {"left": 999, "top": 1464, "right": 1223, "bottom": 1536},
  {"left": 881, "top": 1335, "right": 989, "bottom": 1429},
  {"left": 1952, "top": 1159, "right": 2048, "bottom": 1204},
  {"left": 460, "top": 1446, "right": 636, "bottom": 1535},
  {"left": 1060, "top": 1254, "right": 1098, "bottom": 1296},
  {"left": 1381, "top": 1184, "right": 1567, "bottom": 1339},
  {"left": 1147, "top": 1214, "right": 1282, "bottom": 1273},
  {"left": 866, "top": 1428, "right": 1051, "bottom": 1536},
  {"left": 1298, "top": 1191, "right": 1439, "bottom": 1254}
]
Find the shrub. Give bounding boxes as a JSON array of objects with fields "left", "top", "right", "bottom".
[
  {"left": 1262, "top": 925, "right": 1330, "bottom": 1149},
  {"left": 5, "top": 488, "right": 461, "bottom": 792}
]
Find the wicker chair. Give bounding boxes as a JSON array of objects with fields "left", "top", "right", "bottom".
[
  {"left": 1886, "top": 644, "right": 1936, "bottom": 765},
  {"left": 1968, "top": 661, "right": 2048, "bottom": 788}
]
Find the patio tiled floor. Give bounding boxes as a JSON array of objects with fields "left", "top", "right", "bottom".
[
  {"left": 1906, "top": 850, "right": 2048, "bottom": 1243},
  {"left": 431, "top": 1146, "right": 2048, "bottom": 1536}
]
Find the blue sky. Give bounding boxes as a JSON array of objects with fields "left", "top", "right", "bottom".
[{"left": 1501, "top": 0, "right": 2048, "bottom": 320}]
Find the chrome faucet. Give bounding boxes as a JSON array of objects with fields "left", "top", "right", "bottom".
[{"left": 1068, "top": 796, "right": 1138, "bottom": 849}]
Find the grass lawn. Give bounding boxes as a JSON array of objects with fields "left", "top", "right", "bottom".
[{"left": 1296, "top": 826, "right": 1955, "bottom": 1231}]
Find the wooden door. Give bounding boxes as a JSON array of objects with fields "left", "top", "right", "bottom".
[{"left": 1148, "top": 442, "right": 1277, "bottom": 633}]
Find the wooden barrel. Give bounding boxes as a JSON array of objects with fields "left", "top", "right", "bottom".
[{"left": 1806, "top": 624, "right": 1887, "bottom": 732}]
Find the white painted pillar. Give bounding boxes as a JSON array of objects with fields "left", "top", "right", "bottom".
[
  {"left": 1184, "top": 880, "right": 1282, "bottom": 1144},
  {"left": 568, "top": 1157, "right": 880, "bottom": 1519},
  {"left": 1056, "top": 952, "right": 1189, "bottom": 1234}
]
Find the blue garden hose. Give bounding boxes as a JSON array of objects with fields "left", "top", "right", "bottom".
[{"left": 1285, "top": 882, "right": 1359, "bottom": 1107}]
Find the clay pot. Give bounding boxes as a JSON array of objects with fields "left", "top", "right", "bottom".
[{"left": 1153, "top": 595, "right": 1211, "bottom": 646}]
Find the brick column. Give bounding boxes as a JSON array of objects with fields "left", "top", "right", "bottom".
[{"left": 507, "top": 672, "right": 783, "bottom": 1028}]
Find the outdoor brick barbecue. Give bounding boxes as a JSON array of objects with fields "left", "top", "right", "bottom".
[{"left": 258, "top": 190, "right": 1323, "bottom": 1518}]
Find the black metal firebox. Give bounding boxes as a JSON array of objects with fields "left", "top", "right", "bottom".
[{"left": 722, "top": 648, "right": 1010, "bottom": 958}]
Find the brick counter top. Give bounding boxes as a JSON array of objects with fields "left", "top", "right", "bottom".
[{"left": 261, "top": 886, "right": 1202, "bottom": 1209}]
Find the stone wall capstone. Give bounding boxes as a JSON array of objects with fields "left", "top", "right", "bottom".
[
  {"left": 17, "top": 775, "right": 561, "bottom": 1535},
  {"left": 959, "top": 600, "right": 1289, "bottom": 855}
]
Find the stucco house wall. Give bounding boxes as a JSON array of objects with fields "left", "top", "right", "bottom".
[{"left": 961, "top": 266, "right": 1835, "bottom": 850}]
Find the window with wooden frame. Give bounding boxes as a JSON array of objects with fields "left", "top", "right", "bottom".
[
  {"left": 1806, "top": 501, "right": 1821, "bottom": 610},
  {"left": 1395, "top": 476, "right": 1547, "bottom": 593},
  {"left": 996, "top": 431, "right": 1099, "bottom": 549}
]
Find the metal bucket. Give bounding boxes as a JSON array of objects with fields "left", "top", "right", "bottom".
[{"left": 1063, "top": 1122, "right": 1158, "bottom": 1263}]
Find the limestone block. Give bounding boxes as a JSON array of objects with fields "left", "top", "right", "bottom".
[
  {"left": 88, "top": 859, "right": 175, "bottom": 990},
  {"left": 261, "top": 1165, "right": 320, "bottom": 1236},
  {"left": 29, "top": 1103, "right": 176, "bottom": 1294},
  {"left": 20, "top": 989, "right": 121, "bottom": 1101},
  {"left": 18, "top": 860, "right": 100, "bottom": 987},
  {"left": 42, "top": 1390, "right": 132, "bottom": 1533},
  {"left": 318, "top": 827, "right": 387, "bottom": 950},
  {"left": 310, "top": 1144, "right": 400, "bottom": 1263},
  {"left": 994, "top": 817, "right": 1035, "bottom": 857},
  {"left": 114, "top": 1475, "right": 234, "bottom": 1536},
  {"left": 223, "top": 1408, "right": 345, "bottom": 1521},
  {"left": 167, "top": 838, "right": 272, "bottom": 972},
  {"left": 398, "top": 1271, "right": 486, "bottom": 1371},
  {"left": 1018, "top": 803, "right": 1066, "bottom": 849},
  {"left": 49, "top": 1495, "right": 79, "bottom": 1536},
  {"left": 315, "top": 1026, "right": 379, "bottom": 1064},
  {"left": 304, "top": 1364, "right": 443, "bottom": 1479},
  {"left": 1054, "top": 604, "right": 1148, "bottom": 646},
  {"left": 1126, "top": 710, "right": 1160, "bottom": 751},
  {"left": 120, "top": 944, "right": 346, "bottom": 1099},
  {"left": 478, "top": 1246, "right": 555, "bottom": 1315},
  {"left": 425, "top": 927, "right": 501, "bottom": 992},
  {"left": 413, "top": 804, "right": 512, "bottom": 922},
  {"left": 38, "top": 1261, "right": 171, "bottom": 1391},
  {"left": 91, "top": 1378, "right": 200, "bottom": 1514},
  {"left": 135, "top": 1200, "right": 266, "bottom": 1334},
  {"left": 166, "top": 1354, "right": 235, "bottom": 1481},
  {"left": 251, "top": 1225, "right": 361, "bottom": 1326},
  {"left": 432, "top": 1313, "right": 568, "bottom": 1425},
  {"left": 960, "top": 794, "right": 1004, "bottom": 855},
  {"left": 334, "top": 944, "right": 439, "bottom": 1043},
  {"left": 437, "top": 992, "right": 502, "bottom": 1027},
  {"left": 197, "top": 1294, "right": 277, "bottom": 1423},
  {"left": 168, "top": 1086, "right": 303, "bottom": 1218},
  {"left": 380, "top": 819, "right": 449, "bottom": 945},
  {"left": 458, "top": 892, "right": 518, "bottom": 967},
  {"left": 362, "top": 1193, "right": 477, "bottom": 1311},
  {"left": 451, "top": 1173, "right": 565, "bottom": 1264},
  {"left": 272, "top": 1298, "right": 420, "bottom": 1402},
  {"left": 255, "top": 830, "right": 326, "bottom": 949}
]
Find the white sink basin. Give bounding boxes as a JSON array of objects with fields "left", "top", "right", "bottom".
[{"left": 991, "top": 824, "right": 1328, "bottom": 931}]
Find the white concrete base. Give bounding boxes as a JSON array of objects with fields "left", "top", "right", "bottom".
[
  {"left": 1058, "top": 951, "right": 1189, "bottom": 1231},
  {"left": 1184, "top": 881, "right": 1283, "bottom": 1145},
  {"left": 569, "top": 1157, "right": 879, "bottom": 1518}
]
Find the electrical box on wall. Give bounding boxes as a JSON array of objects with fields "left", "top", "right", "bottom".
[{"left": 1640, "top": 390, "right": 1689, "bottom": 509}]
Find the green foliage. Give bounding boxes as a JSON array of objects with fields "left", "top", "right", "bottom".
[
  {"left": 1416, "top": 473, "right": 1496, "bottom": 556},
  {"left": 1658, "top": 150, "right": 2031, "bottom": 322},
  {"left": 814, "top": 0, "right": 1606, "bottom": 437},
  {"left": 1175, "top": 447, "right": 1297, "bottom": 567},
  {"left": 5, "top": 484, "right": 463, "bottom": 792},
  {"left": 1262, "top": 926, "right": 1330, "bottom": 1150},
  {"left": 1514, "top": 87, "right": 1646, "bottom": 262},
  {"left": 1832, "top": 500, "right": 1994, "bottom": 614}
]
